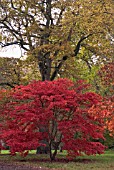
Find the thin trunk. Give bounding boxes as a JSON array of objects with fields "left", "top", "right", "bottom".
[
  {"left": 49, "top": 141, "right": 58, "bottom": 161},
  {"left": 50, "top": 149, "right": 58, "bottom": 161}
]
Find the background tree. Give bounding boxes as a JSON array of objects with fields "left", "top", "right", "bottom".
[
  {"left": 0, "top": 56, "right": 41, "bottom": 88},
  {"left": 0, "top": 57, "right": 20, "bottom": 88},
  {"left": 98, "top": 62, "right": 114, "bottom": 97},
  {"left": 0, "top": 0, "right": 114, "bottom": 81},
  {"left": 89, "top": 95, "right": 114, "bottom": 148}
]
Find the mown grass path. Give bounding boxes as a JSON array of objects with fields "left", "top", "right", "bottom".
[{"left": 0, "top": 150, "right": 114, "bottom": 170}]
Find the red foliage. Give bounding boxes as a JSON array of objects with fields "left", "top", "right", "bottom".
[
  {"left": 98, "top": 62, "right": 114, "bottom": 95},
  {"left": 99, "top": 62, "right": 114, "bottom": 85},
  {"left": 89, "top": 96, "right": 114, "bottom": 137},
  {"left": 0, "top": 79, "right": 105, "bottom": 160}
]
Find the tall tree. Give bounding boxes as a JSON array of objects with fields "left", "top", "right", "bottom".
[{"left": 0, "top": 0, "right": 114, "bottom": 81}]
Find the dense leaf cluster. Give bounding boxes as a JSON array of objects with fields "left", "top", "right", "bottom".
[{"left": 0, "top": 79, "right": 105, "bottom": 160}]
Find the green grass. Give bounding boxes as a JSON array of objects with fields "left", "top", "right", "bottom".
[{"left": 0, "top": 150, "right": 114, "bottom": 170}]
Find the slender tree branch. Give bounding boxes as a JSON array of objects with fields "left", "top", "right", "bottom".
[
  {"left": 0, "top": 41, "right": 20, "bottom": 47},
  {"left": 0, "top": 82, "right": 15, "bottom": 88},
  {"left": 50, "top": 55, "right": 68, "bottom": 81},
  {"left": 74, "top": 34, "right": 92, "bottom": 56},
  {"left": 10, "top": 0, "right": 35, "bottom": 21},
  {"left": 0, "top": 21, "right": 22, "bottom": 40},
  {"left": 56, "top": 7, "right": 65, "bottom": 25},
  {"left": 10, "top": 0, "right": 17, "bottom": 10},
  {"left": 51, "top": 34, "right": 93, "bottom": 81}
]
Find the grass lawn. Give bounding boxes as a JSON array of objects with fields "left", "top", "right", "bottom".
[{"left": 0, "top": 150, "right": 114, "bottom": 170}]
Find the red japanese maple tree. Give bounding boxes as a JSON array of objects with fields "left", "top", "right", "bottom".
[{"left": 0, "top": 79, "right": 105, "bottom": 160}]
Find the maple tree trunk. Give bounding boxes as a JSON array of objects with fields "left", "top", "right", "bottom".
[
  {"left": 36, "top": 127, "right": 50, "bottom": 154},
  {"left": 50, "top": 150, "right": 57, "bottom": 161},
  {"left": 49, "top": 142, "right": 58, "bottom": 161}
]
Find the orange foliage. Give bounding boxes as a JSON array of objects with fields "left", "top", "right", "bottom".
[
  {"left": 98, "top": 62, "right": 114, "bottom": 95},
  {"left": 89, "top": 96, "right": 114, "bottom": 137}
]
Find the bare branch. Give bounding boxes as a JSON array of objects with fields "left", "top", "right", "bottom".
[
  {"left": 74, "top": 34, "right": 92, "bottom": 56},
  {"left": 51, "top": 55, "right": 68, "bottom": 81},
  {"left": 10, "top": 0, "right": 35, "bottom": 21},
  {"left": 0, "top": 41, "right": 20, "bottom": 47},
  {"left": 0, "top": 82, "right": 15, "bottom": 88},
  {"left": 51, "top": 34, "right": 93, "bottom": 81},
  {"left": 56, "top": 7, "right": 65, "bottom": 25},
  {"left": 10, "top": 0, "right": 17, "bottom": 10},
  {"left": 0, "top": 21, "right": 22, "bottom": 40}
]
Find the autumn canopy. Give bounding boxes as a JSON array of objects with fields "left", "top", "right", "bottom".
[{"left": 0, "top": 79, "right": 106, "bottom": 160}]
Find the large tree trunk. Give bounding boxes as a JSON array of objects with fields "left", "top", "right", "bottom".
[{"left": 36, "top": 0, "right": 52, "bottom": 154}]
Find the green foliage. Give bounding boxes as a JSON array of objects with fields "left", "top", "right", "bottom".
[
  {"left": 0, "top": 57, "right": 20, "bottom": 88},
  {"left": 104, "top": 130, "right": 114, "bottom": 149}
]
